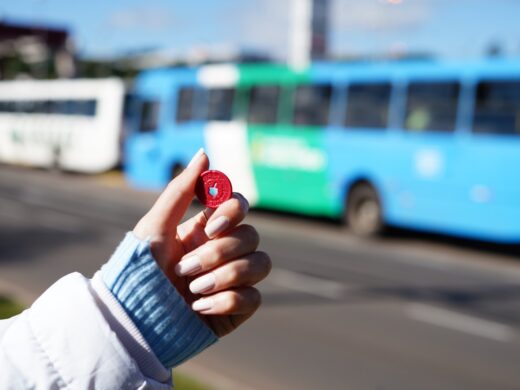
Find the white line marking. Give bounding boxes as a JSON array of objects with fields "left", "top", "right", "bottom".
[
  {"left": 268, "top": 268, "right": 349, "bottom": 300},
  {"left": 406, "top": 303, "right": 515, "bottom": 342}
]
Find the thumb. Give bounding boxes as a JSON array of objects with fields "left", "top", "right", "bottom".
[{"left": 145, "top": 148, "right": 209, "bottom": 233}]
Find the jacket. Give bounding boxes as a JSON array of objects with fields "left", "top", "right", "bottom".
[{"left": 0, "top": 233, "right": 218, "bottom": 389}]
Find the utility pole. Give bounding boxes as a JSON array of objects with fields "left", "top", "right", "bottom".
[{"left": 289, "top": 0, "right": 329, "bottom": 70}]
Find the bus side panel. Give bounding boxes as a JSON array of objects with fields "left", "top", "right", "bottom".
[
  {"left": 328, "top": 128, "right": 520, "bottom": 243},
  {"left": 239, "top": 64, "right": 337, "bottom": 217},
  {"left": 204, "top": 121, "right": 259, "bottom": 206},
  {"left": 249, "top": 124, "right": 337, "bottom": 216},
  {"left": 452, "top": 136, "right": 520, "bottom": 242},
  {"left": 325, "top": 128, "right": 395, "bottom": 219}
]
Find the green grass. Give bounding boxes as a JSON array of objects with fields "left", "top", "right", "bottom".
[
  {"left": 0, "top": 295, "right": 24, "bottom": 319},
  {"left": 173, "top": 372, "right": 212, "bottom": 390}
]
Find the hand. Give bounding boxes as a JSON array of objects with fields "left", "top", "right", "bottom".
[{"left": 133, "top": 149, "right": 271, "bottom": 337}]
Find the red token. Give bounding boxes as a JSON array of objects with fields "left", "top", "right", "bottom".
[{"left": 195, "top": 170, "right": 233, "bottom": 208}]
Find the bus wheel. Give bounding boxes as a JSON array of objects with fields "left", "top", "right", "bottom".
[
  {"left": 346, "top": 183, "right": 383, "bottom": 237},
  {"left": 171, "top": 163, "right": 185, "bottom": 179}
]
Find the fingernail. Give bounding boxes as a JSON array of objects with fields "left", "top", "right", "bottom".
[
  {"left": 204, "top": 216, "right": 229, "bottom": 239},
  {"left": 187, "top": 148, "right": 205, "bottom": 168},
  {"left": 190, "top": 273, "right": 216, "bottom": 294},
  {"left": 175, "top": 255, "right": 201, "bottom": 276},
  {"left": 192, "top": 297, "right": 213, "bottom": 312}
]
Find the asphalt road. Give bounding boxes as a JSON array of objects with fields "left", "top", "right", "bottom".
[{"left": 1, "top": 166, "right": 520, "bottom": 390}]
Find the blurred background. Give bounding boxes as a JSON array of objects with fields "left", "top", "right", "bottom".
[{"left": 1, "top": 1, "right": 520, "bottom": 389}]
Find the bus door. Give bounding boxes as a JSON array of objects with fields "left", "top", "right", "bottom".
[
  {"left": 203, "top": 86, "right": 261, "bottom": 207},
  {"left": 126, "top": 95, "right": 164, "bottom": 188},
  {"left": 160, "top": 86, "right": 208, "bottom": 178},
  {"left": 396, "top": 81, "right": 462, "bottom": 228},
  {"left": 247, "top": 83, "right": 333, "bottom": 215},
  {"left": 457, "top": 79, "right": 520, "bottom": 240}
]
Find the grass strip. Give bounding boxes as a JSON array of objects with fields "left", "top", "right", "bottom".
[
  {"left": 173, "top": 372, "right": 213, "bottom": 390},
  {"left": 0, "top": 295, "right": 25, "bottom": 319}
]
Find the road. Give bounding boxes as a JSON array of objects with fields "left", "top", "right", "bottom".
[{"left": 1, "top": 166, "right": 520, "bottom": 389}]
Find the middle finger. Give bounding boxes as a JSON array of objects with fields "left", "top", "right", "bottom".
[{"left": 175, "top": 224, "right": 260, "bottom": 277}]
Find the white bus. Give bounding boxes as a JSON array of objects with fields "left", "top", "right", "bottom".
[{"left": 0, "top": 78, "right": 125, "bottom": 173}]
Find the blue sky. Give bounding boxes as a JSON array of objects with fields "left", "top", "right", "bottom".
[{"left": 2, "top": 0, "right": 520, "bottom": 60}]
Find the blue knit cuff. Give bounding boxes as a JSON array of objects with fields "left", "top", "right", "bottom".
[{"left": 101, "top": 232, "right": 218, "bottom": 368}]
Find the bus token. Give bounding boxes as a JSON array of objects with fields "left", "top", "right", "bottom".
[{"left": 195, "top": 170, "right": 233, "bottom": 208}]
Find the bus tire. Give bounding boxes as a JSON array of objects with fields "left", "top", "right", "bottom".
[
  {"left": 346, "top": 183, "right": 384, "bottom": 237},
  {"left": 171, "top": 163, "right": 185, "bottom": 179}
]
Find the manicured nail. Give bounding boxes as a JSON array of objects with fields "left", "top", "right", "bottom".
[
  {"left": 204, "top": 215, "right": 230, "bottom": 239},
  {"left": 175, "top": 255, "right": 201, "bottom": 276},
  {"left": 190, "top": 273, "right": 216, "bottom": 294},
  {"left": 187, "top": 148, "right": 205, "bottom": 168},
  {"left": 192, "top": 297, "right": 213, "bottom": 312}
]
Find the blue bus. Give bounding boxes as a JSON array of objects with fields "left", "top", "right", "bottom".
[{"left": 125, "top": 60, "right": 520, "bottom": 243}]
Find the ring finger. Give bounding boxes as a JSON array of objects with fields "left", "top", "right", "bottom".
[{"left": 188, "top": 251, "right": 272, "bottom": 295}]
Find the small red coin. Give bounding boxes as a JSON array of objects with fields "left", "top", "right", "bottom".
[{"left": 195, "top": 170, "right": 233, "bottom": 208}]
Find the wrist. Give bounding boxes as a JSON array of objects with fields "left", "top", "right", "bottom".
[{"left": 100, "top": 232, "right": 218, "bottom": 368}]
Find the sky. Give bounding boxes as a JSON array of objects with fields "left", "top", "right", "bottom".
[{"left": 1, "top": 0, "right": 520, "bottom": 60}]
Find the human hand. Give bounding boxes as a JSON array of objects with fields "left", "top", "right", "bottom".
[{"left": 133, "top": 149, "right": 271, "bottom": 337}]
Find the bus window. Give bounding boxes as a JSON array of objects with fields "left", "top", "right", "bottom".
[
  {"left": 139, "top": 101, "right": 160, "bottom": 132},
  {"left": 206, "top": 88, "right": 235, "bottom": 121},
  {"left": 82, "top": 100, "right": 97, "bottom": 116},
  {"left": 345, "top": 83, "right": 391, "bottom": 129},
  {"left": 15, "top": 101, "right": 33, "bottom": 113},
  {"left": 32, "top": 101, "right": 48, "bottom": 114},
  {"left": 293, "top": 84, "right": 332, "bottom": 126},
  {"left": 66, "top": 100, "right": 80, "bottom": 115},
  {"left": 53, "top": 100, "right": 69, "bottom": 115},
  {"left": 190, "top": 89, "right": 208, "bottom": 121},
  {"left": 176, "top": 87, "right": 194, "bottom": 123},
  {"left": 473, "top": 81, "right": 520, "bottom": 135},
  {"left": 405, "top": 82, "right": 460, "bottom": 132},
  {"left": 248, "top": 85, "right": 280, "bottom": 124}
]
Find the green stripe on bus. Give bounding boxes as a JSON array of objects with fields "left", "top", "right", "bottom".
[
  {"left": 247, "top": 125, "right": 336, "bottom": 216},
  {"left": 237, "top": 64, "right": 308, "bottom": 85}
]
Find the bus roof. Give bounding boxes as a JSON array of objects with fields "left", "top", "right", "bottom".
[{"left": 135, "top": 58, "right": 520, "bottom": 88}]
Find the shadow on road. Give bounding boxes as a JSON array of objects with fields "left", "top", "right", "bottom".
[
  {"left": 251, "top": 207, "right": 520, "bottom": 259},
  {"left": 262, "top": 283, "right": 520, "bottom": 326},
  {"left": 0, "top": 225, "right": 99, "bottom": 263}
]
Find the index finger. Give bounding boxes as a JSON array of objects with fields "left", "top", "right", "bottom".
[
  {"left": 177, "top": 192, "right": 249, "bottom": 252},
  {"left": 140, "top": 149, "right": 209, "bottom": 235}
]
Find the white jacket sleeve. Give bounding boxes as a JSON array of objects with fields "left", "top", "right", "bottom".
[
  {"left": 0, "top": 233, "right": 218, "bottom": 389},
  {"left": 0, "top": 273, "right": 170, "bottom": 389}
]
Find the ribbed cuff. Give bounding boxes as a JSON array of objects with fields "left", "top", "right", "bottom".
[{"left": 101, "top": 232, "right": 218, "bottom": 369}]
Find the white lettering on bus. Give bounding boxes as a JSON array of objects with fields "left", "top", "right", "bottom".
[{"left": 251, "top": 136, "right": 326, "bottom": 171}]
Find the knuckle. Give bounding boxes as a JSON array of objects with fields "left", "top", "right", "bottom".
[
  {"left": 222, "top": 291, "right": 241, "bottom": 312},
  {"left": 226, "top": 266, "right": 241, "bottom": 285},
  {"left": 208, "top": 242, "right": 225, "bottom": 262},
  {"left": 169, "top": 181, "right": 190, "bottom": 200}
]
